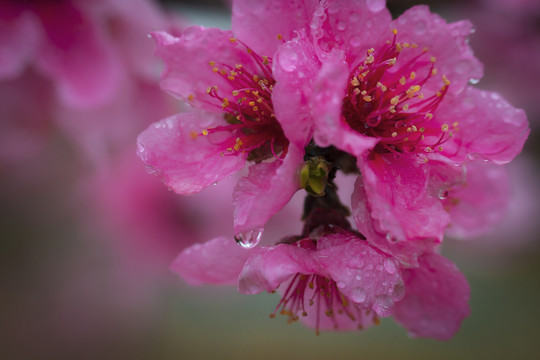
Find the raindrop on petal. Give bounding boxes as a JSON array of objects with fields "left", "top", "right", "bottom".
[
  {"left": 235, "top": 228, "right": 263, "bottom": 249},
  {"left": 438, "top": 189, "right": 449, "bottom": 200}
]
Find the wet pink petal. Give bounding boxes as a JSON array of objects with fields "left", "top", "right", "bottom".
[
  {"left": 152, "top": 28, "right": 259, "bottom": 112},
  {"left": 437, "top": 87, "right": 529, "bottom": 165},
  {"left": 393, "top": 252, "right": 470, "bottom": 340},
  {"left": 391, "top": 5, "right": 483, "bottom": 95},
  {"left": 232, "top": 0, "right": 318, "bottom": 57},
  {"left": 310, "top": 0, "right": 392, "bottom": 64},
  {"left": 233, "top": 145, "right": 303, "bottom": 235},
  {"left": 445, "top": 161, "right": 510, "bottom": 238},
  {"left": 172, "top": 236, "right": 254, "bottom": 286},
  {"left": 311, "top": 50, "right": 379, "bottom": 155},
  {"left": 356, "top": 154, "right": 449, "bottom": 246},
  {"left": 272, "top": 32, "right": 320, "bottom": 146},
  {"left": 137, "top": 112, "right": 247, "bottom": 194}
]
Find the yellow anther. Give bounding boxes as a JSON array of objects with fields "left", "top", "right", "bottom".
[
  {"left": 256, "top": 98, "right": 263, "bottom": 103},
  {"left": 263, "top": 56, "right": 269, "bottom": 65},
  {"left": 277, "top": 34, "right": 283, "bottom": 40},
  {"left": 411, "top": 43, "right": 418, "bottom": 48},
  {"left": 441, "top": 123, "right": 449, "bottom": 132},
  {"left": 235, "top": 64, "right": 242, "bottom": 69},
  {"left": 396, "top": 43, "right": 403, "bottom": 52},
  {"left": 212, "top": 67, "right": 219, "bottom": 73},
  {"left": 407, "top": 127, "right": 412, "bottom": 133},
  {"left": 377, "top": 82, "right": 387, "bottom": 92},
  {"left": 365, "top": 55, "right": 375, "bottom": 64},
  {"left": 253, "top": 75, "right": 259, "bottom": 82},
  {"left": 252, "top": 90, "right": 259, "bottom": 96},
  {"left": 404, "top": 137, "right": 409, "bottom": 142},
  {"left": 189, "top": 131, "right": 198, "bottom": 139},
  {"left": 403, "top": 42, "right": 410, "bottom": 48},
  {"left": 390, "top": 96, "right": 400, "bottom": 105},
  {"left": 436, "top": 91, "right": 442, "bottom": 97},
  {"left": 411, "top": 125, "right": 417, "bottom": 132},
  {"left": 252, "top": 106, "right": 258, "bottom": 111},
  {"left": 368, "top": 48, "right": 375, "bottom": 54},
  {"left": 353, "top": 88, "right": 361, "bottom": 96},
  {"left": 230, "top": 71, "right": 238, "bottom": 77},
  {"left": 410, "top": 71, "right": 416, "bottom": 80},
  {"left": 418, "top": 93, "right": 424, "bottom": 99},
  {"left": 425, "top": 147, "right": 433, "bottom": 152},
  {"left": 188, "top": 94, "right": 194, "bottom": 101},
  {"left": 453, "top": 121, "right": 459, "bottom": 128},
  {"left": 422, "top": 47, "right": 429, "bottom": 53},
  {"left": 430, "top": 56, "right": 437, "bottom": 63},
  {"left": 351, "top": 77, "right": 360, "bottom": 87},
  {"left": 232, "top": 90, "right": 239, "bottom": 96},
  {"left": 206, "top": 87, "right": 212, "bottom": 94},
  {"left": 363, "top": 95, "right": 372, "bottom": 102},
  {"left": 438, "top": 146, "right": 444, "bottom": 151},
  {"left": 389, "top": 106, "right": 396, "bottom": 113},
  {"left": 425, "top": 113, "right": 433, "bottom": 120},
  {"left": 420, "top": 135, "right": 425, "bottom": 140},
  {"left": 431, "top": 68, "right": 438, "bottom": 76},
  {"left": 399, "top": 76, "right": 407, "bottom": 85},
  {"left": 443, "top": 74, "right": 450, "bottom": 86},
  {"left": 360, "top": 70, "right": 369, "bottom": 78},
  {"left": 228, "top": 76, "right": 235, "bottom": 81},
  {"left": 361, "top": 90, "right": 367, "bottom": 95},
  {"left": 222, "top": 98, "right": 229, "bottom": 108},
  {"left": 391, "top": 132, "right": 398, "bottom": 137},
  {"left": 229, "top": 37, "right": 237, "bottom": 43},
  {"left": 220, "top": 70, "right": 227, "bottom": 75},
  {"left": 389, "top": 57, "right": 397, "bottom": 65},
  {"left": 233, "top": 137, "right": 243, "bottom": 151},
  {"left": 202, "top": 129, "right": 209, "bottom": 136},
  {"left": 419, "top": 127, "right": 425, "bottom": 132},
  {"left": 248, "top": 101, "right": 256, "bottom": 106},
  {"left": 392, "top": 29, "right": 398, "bottom": 35},
  {"left": 208, "top": 61, "right": 216, "bottom": 66},
  {"left": 403, "top": 104, "right": 410, "bottom": 111}
]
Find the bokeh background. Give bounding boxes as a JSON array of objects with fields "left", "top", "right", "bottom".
[{"left": 2, "top": 0, "right": 539, "bottom": 359}]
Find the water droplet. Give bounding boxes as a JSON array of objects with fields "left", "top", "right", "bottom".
[
  {"left": 391, "top": 282, "right": 406, "bottom": 300},
  {"left": 386, "top": 233, "right": 398, "bottom": 243},
  {"left": 137, "top": 142, "right": 145, "bottom": 154},
  {"left": 373, "top": 295, "right": 393, "bottom": 317},
  {"left": 383, "top": 258, "right": 397, "bottom": 274},
  {"left": 366, "top": 0, "right": 386, "bottom": 12},
  {"left": 337, "top": 21, "right": 347, "bottom": 31},
  {"left": 337, "top": 281, "right": 345, "bottom": 289},
  {"left": 145, "top": 165, "right": 156, "bottom": 175},
  {"left": 235, "top": 228, "right": 263, "bottom": 249},
  {"left": 350, "top": 287, "right": 367, "bottom": 303},
  {"left": 355, "top": 274, "right": 362, "bottom": 281},
  {"left": 278, "top": 47, "right": 298, "bottom": 72},
  {"left": 438, "top": 189, "right": 449, "bottom": 200},
  {"left": 469, "top": 78, "right": 480, "bottom": 85}
]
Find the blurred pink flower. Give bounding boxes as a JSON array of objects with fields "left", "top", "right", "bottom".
[
  {"left": 172, "top": 228, "right": 469, "bottom": 340},
  {"left": 304, "top": 1, "right": 529, "bottom": 257},
  {"left": 137, "top": 1, "right": 323, "bottom": 239},
  {"left": 0, "top": 0, "right": 184, "bottom": 165}
]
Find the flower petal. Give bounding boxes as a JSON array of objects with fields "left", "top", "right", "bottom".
[
  {"left": 233, "top": 145, "right": 303, "bottom": 234},
  {"left": 171, "top": 236, "right": 253, "bottom": 286},
  {"left": 232, "top": 0, "right": 318, "bottom": 57},
  {"left": 393, "top": 252, "right": 470, "bottom": 340},
  {"left": 137, "top": 112, "right": 246, "bottom": 194},
  {"left": 152, "top": 27, "right": 260, "bottom": 112},
  {"left": 437, "top": 87, "right": 529, "bottom": 165},
  {"left": 311, "top": 50, "right": 379, "bottom": 155},
  {"left": 392, "top": 5, "right": 483, "bottom": 95}
]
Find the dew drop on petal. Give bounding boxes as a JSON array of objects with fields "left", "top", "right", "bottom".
[
  {"left": 438, "top": 189, "right": 449, "bottom": 200},
  {"left": 386, "top": 232, "right": 398, "bottom": 243},
  {"left": 366, "top": 0, "right": 386, "bottom": 12},
  {"left": 337, "top": 281, "right": 345, "bottom": 289},
  {"left": 235, "top": 228, "right": 263, "bottom": 249},
  {"left": 373, "top": 295, "right": 393, "bottom": 317},
  {"left": 350, "top": 287, "right": 367, "bottom": 303},
  {"left": 337, "top": 21, "right": 347, "bottom": 31},
  {"left": 383, "top": 258, "right": 397, "bottom": 274},
  {"left": 469, "top": 78, "right": 480, "bottom": 85},
  {"left": 391, "top": 282, "right": 406, "bottom": 300}
]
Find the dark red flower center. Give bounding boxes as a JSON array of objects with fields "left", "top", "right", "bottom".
[
  {"left": 193, "top": 39, "right": 289, "bottom": 163},
  {"left": 342, "top": 29, "right": 458, "bottom": 155}
]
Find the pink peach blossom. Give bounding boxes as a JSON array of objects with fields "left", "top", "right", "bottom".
[
  {"left": 137, "top": 1, "right": 321, "bottom": 238},
  {"left": 304, "top": 1, "right": 529, "bottom": 255}
]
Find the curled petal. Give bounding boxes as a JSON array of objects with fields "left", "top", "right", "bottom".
[
  {"left": 137, "top": 112, "right": 246, "bottom": 194},
  {"left": 171, "top": 237, "right": 253, "bottom": 286},
  {"left": 393, "top": 252, "right": 470, "bottom": 340}
]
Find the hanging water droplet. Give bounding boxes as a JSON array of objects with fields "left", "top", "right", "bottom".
[
  {"left": 438, "top": 189, "right": 449, "bottom": 200},
  {"left": 373, "top": 295, "right": 393, "bottom": 317},
  {"left": 386, "top": 232, "right": 398, "bottom": 243},
  {"left": 234, "top": 228, "right": 263, "bottom": 249},
  {"left": 383, "top": 258, "right": 397, "bottom": 274},
  {"left": 469, "top": 78, "right": 480, "bottom": 85},
  {"left": 350, "top": 287, "right": 367, "bottom": 303}
]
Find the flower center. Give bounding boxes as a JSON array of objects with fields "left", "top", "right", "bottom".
[
  {"left": 342, "top": 29, "right": 458, "bottom": 155},
  {"left": 194, "top": 39, "right": 289, "bottom": 163},
  {"left": 270, "top": 240, "right": 377, "bottom": 334}
]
